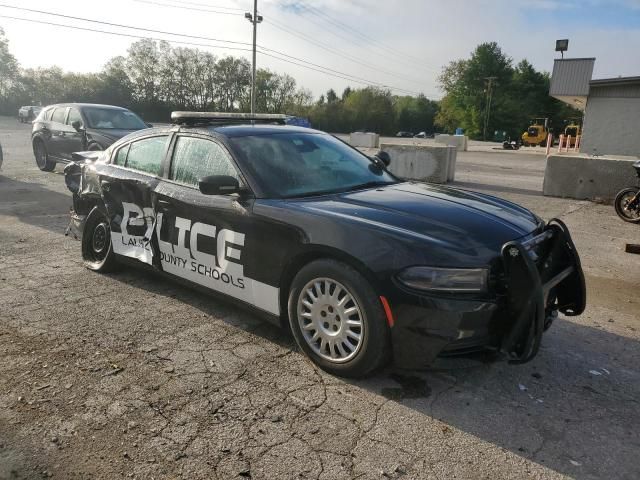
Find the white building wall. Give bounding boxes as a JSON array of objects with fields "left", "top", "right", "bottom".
[{"left": 580, "top": 96, "right": 640, "bottom": 156}]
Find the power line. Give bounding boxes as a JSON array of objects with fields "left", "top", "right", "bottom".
[
  {"left": 132, "top": 0, "right": 243, "bottom": 16},
  {"left": 263, "top": 17, "right": 429, "bottom": 88},
  {"left": 291, "top": 1, "right": 438, "bottom": 74},
  {"left": 256, "top": 45, "right": 421, "bottom": 95},
  {"left": 296, "top": 1, "right": 433, "bottom": 69},
  {"left": 0, "top": 14, "right": 420, "bottom": 95},
  {"left": 158, "top": 0, "right": 246, "bottom": 12},
  {"left": 0, "top": 14, "right": 254, "bottom": 52},
  {"left": 126, "top": 0, "right": 435, "bottom": 94},
  {"left": 0, "top": 3, "right": 252, "bottom": 46},
  {"left": 0, "top": 4, "right": 425, "bottom": 95}
]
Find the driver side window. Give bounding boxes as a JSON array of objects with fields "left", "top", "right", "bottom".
[
  {"left": 170, "top": 136, "right": 239, "bottom": 188},
  {"left": 67, "top": 108, "right": 83, "bottom": 128}
]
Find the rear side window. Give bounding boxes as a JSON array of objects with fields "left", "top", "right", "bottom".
[
  {"left": 51, "top": 108, "right": 67, "bottom": 124},
  {"left": 170, "top": 136, "right": 239, "bottom": 187},
  {"left": 125, "top": 136, "right": 169, "bottom": 176}
]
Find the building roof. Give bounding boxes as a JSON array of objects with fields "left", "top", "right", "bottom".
[{"left": 590, "top": 76, "right": 640, "bottom": 87}]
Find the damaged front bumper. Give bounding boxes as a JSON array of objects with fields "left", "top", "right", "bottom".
[
  {"left": 65, "top": 210, "right": 87, "bottom": 240},
  {"left": 390, "top": 218, "right": 586, "bottom": 369}
]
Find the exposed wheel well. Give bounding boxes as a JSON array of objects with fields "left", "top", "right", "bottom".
[
  {"left": 32, "top": 136, "right": 44, "bottom": 152},
  {"left": 278, "top": 247, "right": 381, "bottom": 327}
]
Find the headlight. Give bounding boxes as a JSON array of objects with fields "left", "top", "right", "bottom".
[{"left": 397, "top": 267, "right": 488, "bottom": 293}]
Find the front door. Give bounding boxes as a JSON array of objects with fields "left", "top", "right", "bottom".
[
  {"left": 59, "top": 107, "right": 87, "bottom": 160},
  {"left": 154, "top": 133, "right": 280, "bottom": 315}
]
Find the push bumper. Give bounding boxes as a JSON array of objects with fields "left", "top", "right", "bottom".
[{"left": 390, "top": 218, "right": 586, "bottom": 369}]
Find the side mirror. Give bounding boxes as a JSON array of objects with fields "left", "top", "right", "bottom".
[
  {"left": 71, "top": 120, "right": 84, "bottom": 132},
  {"left": 374, "top": 151, "right": 391, "bottom": 167},
  {"left": 198, "top": 175, "right": 241, "bottom": 195}
]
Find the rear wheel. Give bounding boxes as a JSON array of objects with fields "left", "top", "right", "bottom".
[
  {"left": 82, "top": 207, "right": 119, "bottom": 272},
  {"left": 614, "top": 187, "right": 640, "bottom": 223},
  {"left": 33, "top": 139, "right": 55, "bottom": 172},
  {"left": 288, "top": 259, "right": 390, "bottom": 378}
]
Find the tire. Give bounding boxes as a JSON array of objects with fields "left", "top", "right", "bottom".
[
  {"left": 81, "top": 207, "right": 119, "bottom": 272},
  {"left": 33, "top": 139, "right": 55, "bottom": 172},
  {"left": 614, "top": 187, "right": 640, "bottom": 223},
  {"left": 287, "top": 259, "right": 390, "bottom": 378}
]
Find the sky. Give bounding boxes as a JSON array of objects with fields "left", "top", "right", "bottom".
[{"left": 1, "top": 0, "right": 639, "bottom": 100}]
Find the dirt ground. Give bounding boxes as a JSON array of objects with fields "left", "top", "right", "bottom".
[{"left": 1, "top": 117, "right": 639, "bottom": 480}]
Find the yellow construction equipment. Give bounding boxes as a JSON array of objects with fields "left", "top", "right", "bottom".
[
  {"left": 564, "top": 123, "right": 581, "bottom": 147},
  {"left": 521, "top": 118, "right": 549, "bottom": 147}
]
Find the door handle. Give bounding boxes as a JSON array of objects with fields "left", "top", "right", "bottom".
[{"left": 157, "top": 199, "right": 171, "bottom": 207}]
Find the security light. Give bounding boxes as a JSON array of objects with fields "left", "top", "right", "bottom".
[{"left": 555, "top": 39, "right": 569, "bottom": 58}]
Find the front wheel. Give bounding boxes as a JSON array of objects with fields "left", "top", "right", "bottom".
[
  {"left": 288, "top": 259, "right": 390, "bottom": 378},
  {"left": 614, "top": 187, "right": 640, "bottom": 223},
  {"left": 81, "top": 207, "right": 119, "bottom": 272}
]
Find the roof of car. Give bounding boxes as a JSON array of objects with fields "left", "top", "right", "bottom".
[
  {"left": 107, "top": 124, "right": 325, "bottom": 150},
  {"left": 209, "top": 124, "right": 323, "bottom": 137},
  {"left": 46, "top": 103, "right": 130, "bottom": 110}
]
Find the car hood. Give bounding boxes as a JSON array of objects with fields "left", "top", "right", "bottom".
[
  {"left": 285, "top": 182, "right": 541, "bottom": 254},
  {"left": 88, "top": 128, "right": 143, "bottom": 142}
]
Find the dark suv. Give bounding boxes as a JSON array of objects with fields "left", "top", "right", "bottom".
[{"left": 32, "top": 103, "right": 149, "bottom": 171}]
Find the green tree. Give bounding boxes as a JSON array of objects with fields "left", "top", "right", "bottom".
[
  {"left": 436, "top": 42, "right": 514, "bottom": 138},
  {"left": 0, "top": 27, "right": 21, "bottom": 113}
]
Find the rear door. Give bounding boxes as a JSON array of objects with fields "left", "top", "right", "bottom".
[
  {"left": 100, "top": 134, "right": 172, "bottom": 266},
  {"left": 47, "top": 107, "right": 69, "bottom": 160},
  {"left": 154, "top": 133, "right": 280, "bottom": 315}
]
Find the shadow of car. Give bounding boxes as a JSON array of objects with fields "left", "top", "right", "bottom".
[{"left": 31, "top": 103, "right": 150, "bottom": 172}]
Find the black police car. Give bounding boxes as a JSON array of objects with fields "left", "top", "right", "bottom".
[
  {"left": 64, "top": 112, "right": 586, "bottom": 378},
  {"left": 32, "top": 103, "right": 149, "bottom": 172}
]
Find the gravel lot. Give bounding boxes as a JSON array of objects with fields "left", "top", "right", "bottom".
[{"left": 1, "top": 117, "right": 639, "bottom": 480}]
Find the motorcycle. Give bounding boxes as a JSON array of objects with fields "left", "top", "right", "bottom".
[{"left": 614, "top": 160, "right": 640, "bottom": 223}]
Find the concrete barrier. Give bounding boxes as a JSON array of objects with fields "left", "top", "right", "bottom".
[
  {"left": 349, "top": 132, "right": 379, "bottom": 148},
  {"left": 543, "top": 154, "right": 638, "bottom": 202},
  {"left": 435, "top": 134, "right": 468, "bottom": 152},
  {"left": 380, "top": 143, "right": 457, "bottom": 183}
]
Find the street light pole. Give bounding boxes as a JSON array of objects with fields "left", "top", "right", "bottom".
[{"left": 245, "top": 0, "right": 262, "bottom": 115}]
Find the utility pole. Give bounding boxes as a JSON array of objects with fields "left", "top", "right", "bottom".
[
  {"left": 245, "top": 0, "right": 262, "bottom": 115},
  {"left": 483, "top": 76, "right": 497, "bottom": 141}
]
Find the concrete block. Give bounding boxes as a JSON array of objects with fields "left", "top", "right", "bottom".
[
  {"left": 446, "top": 146, "right": 457, "bottom": 182},
  {"left": 349, "top": 132, "right": 379, "bottom": 148},
  {"left": 543, "top": 154, "right": 638, "bottom": 202},
  {"left": 380, "top": 143, "right": 456, "bottom": 184},
  {"left": 435, "top": 134, "right": 468, "bottom": 152}
]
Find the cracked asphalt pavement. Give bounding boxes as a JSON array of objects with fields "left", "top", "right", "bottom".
[{"left": 1, "top": 117, "right": 639, "bottom": 479}]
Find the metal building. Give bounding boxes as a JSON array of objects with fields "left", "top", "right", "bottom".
[{"left": 549, "top": 58, "right": 640, "bottom": 157}]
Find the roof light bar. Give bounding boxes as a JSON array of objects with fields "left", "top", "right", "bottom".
[{"left": 171, "top": 111, "right": 287, "bottom": 125}]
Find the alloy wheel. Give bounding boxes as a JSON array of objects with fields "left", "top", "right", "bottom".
[{"left": 296, "top": 278, "right": 365, "bottom": 363}]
